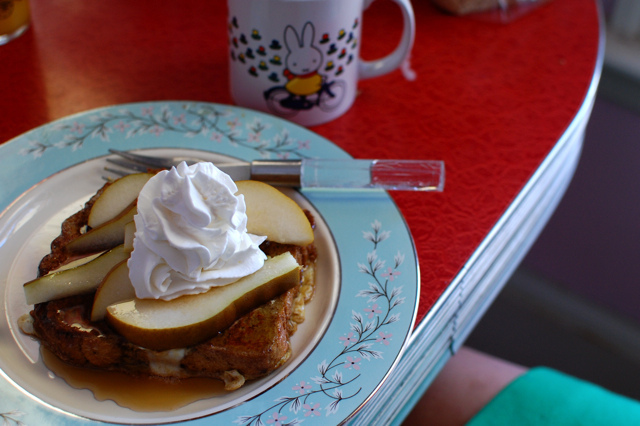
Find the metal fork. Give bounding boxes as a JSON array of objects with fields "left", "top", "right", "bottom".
[{"left": 105, "top": 149, "right": 445, "bottom": 191}]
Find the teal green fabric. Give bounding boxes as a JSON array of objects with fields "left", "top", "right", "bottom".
[{"left": 467, "top": 367, "right": 640, "bottom": 425}]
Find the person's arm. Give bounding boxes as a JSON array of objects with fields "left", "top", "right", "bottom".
[{"left": 403, "top": 347, "right": 527, "bottom": 426}]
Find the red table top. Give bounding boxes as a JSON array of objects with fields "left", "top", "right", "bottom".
[{"left": 0, "top": 0, "right": 601, "bottom": 324}]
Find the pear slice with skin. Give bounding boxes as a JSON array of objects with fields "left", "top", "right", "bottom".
[
  {"left": 105, "top": 252, "right": 300, "bottom": 351},
  {"left": 236, "top": 180, "right": 314, "bottom": 246},
  {"left": 49, "top": 252, "right": 103, "bottom": 273},
  {"left": 65, "top": 203, "right": 137, "bottom": 255},
  {"left": 123, "top": 221, "right": 136, "bottom": 253},
  {"left": 24, "top": 245, "right": 129, "bottom": 305},
  {"left": 88, "top": 172, "right": 152, "bottom": 228},
  {"left": 91, "top": 261, "right": 136, "bottom": 322}
]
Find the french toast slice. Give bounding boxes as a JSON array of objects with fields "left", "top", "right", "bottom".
[{"left": 26, "top": 180, "right": 317, "bottom": 390}]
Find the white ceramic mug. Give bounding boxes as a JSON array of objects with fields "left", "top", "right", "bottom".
[{"left": 227, "top": 0, "right": 415, "bottom": 126}]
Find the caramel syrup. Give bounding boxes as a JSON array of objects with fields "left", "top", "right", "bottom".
[{"left": 41, "top": 347, "right": 227, "bottom": 412}]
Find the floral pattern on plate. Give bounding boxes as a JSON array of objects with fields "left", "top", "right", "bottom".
[{"left": 236, "top": 220, "right": 406, "bottom": 425}]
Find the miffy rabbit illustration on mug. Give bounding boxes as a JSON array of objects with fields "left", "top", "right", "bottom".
[{"left": 227, "top": 0, "right": 415, "bottom": 126}]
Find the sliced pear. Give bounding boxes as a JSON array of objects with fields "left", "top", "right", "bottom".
[
  {"left": 236, "top": 180, "right": 314, "bottom": 246},
  {"left": 49, "top": 252, "right": 103, "bottom": 273},
  {"left": 123, "top": 221, "right": 136, "bottom": 253},
  {"left": 105, "top": 252, "right": 300, "bottom": 351},
  {"left": 65, "top": 203, "right": 137, "bottom": 255},
  {"left": 91, "top": 261, "right": 136, "bottom": 322},
  {"left": 88, "top": 173, "right": 152, "bottom": 228},
  {"left": 24, "top": 245, "right": 129, "bottom": 305}
]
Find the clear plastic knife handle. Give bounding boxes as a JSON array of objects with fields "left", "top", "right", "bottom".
[{"left": 300, "top": 159, "right": 445, "bottom": 191}]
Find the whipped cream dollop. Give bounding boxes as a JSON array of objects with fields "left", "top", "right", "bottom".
[{"left": 128, "top": 161, "right": 266, "bottom": 300}]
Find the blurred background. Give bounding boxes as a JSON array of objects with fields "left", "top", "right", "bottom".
[{"left": 466, "top": 0, "right": 640, "bottom": 400}]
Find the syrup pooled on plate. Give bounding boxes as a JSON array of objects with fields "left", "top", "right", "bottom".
[{"left": 41, "top": 347, "right": 227, "bottom": 412}]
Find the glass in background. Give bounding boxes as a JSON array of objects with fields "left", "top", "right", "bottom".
[{"left": 0, "top": 0, "right": 30, "bottom": 45}]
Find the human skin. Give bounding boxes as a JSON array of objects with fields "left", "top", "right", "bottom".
[{"left": 403, "top": 347, "right": 527, "bottom": 425}]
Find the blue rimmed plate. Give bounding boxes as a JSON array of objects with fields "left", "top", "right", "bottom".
[{"left": 0, "top": 102, "right": 418, "bottom": 425}]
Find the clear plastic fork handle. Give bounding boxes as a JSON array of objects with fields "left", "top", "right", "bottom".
[{"left": 251, "top": 159, "right": 445, "bottom": 191}]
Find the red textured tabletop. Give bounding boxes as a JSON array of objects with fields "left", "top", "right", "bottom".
[{"left": 0, "top": 0, "right": 601, "bottom": 324}]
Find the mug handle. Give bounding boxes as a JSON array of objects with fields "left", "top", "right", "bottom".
[{"left": 358, "top": 0, "right": 416, "bottom": 80}]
